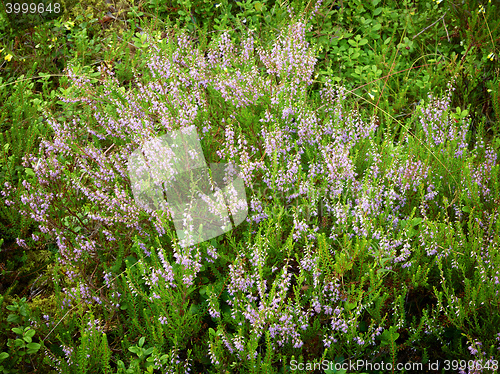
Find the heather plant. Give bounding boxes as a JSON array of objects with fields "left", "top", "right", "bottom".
[
  {"left": 0, "top": 72, "right": 49, "bottom": 243},
  {"left": 1, "top": 1, "right": 500, "bottom": 373},
  {"left": 0, "top": 71, "right": 59, "bottom": 305}
]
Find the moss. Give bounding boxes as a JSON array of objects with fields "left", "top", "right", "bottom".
[
  {"left": 24, "top": 249, "right": 52, "bottom": 275},
  {"left": 29, "top": 294, "right": 58, "bottom": 316},
  {"left": 68, "top": 0, "right": 109, "bottom": 21}
]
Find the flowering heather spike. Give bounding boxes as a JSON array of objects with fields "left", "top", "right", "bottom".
[{"left": 257, "top": 21, "right": 317, "bottom": 86}]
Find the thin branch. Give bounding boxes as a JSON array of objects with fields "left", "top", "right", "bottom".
[
  {"left": 412, "top": 12, "right": 447, "bottom": 40},
  {"left": 443, "top": 18, "right": 450, "bottom": 43}
]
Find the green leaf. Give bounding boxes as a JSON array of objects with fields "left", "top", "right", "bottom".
[
  {"left": 24, "top": 329, "right": 36, "bottom": 339},
  {"left": 139, "top": 337, "right": 145, "bottom": 347},
  {"left": 358, "top": 38, "right": 368, "bottom": 46},
  {"left": 374, "top": 7, "right": 383, "bottom": 16},
  {"left": 411, "top": 217, "right": 423, "bottom": 227},
  {"left": 254, "top": 1, "right": 262, "bottom": 11},
  {"left": 12, "top": 327, "right": 23, "bottom": 335},
  {"left": 189, "top": 304, "right": 200, "bottom": 315},
  {"left": 0, "top": 352, "right": 9, "bottom": 362},
  {"left": 128, "top": 346, "right": 140, "bottom": 354},
  {"left": 344, "top": 301, "right": 357, "bottom": 311},
  {"left": 462, "top": 206, "right": 470, "bottom": 213},
  {"left": 26, "top": 342, "right": 41, "bottom": 351}
]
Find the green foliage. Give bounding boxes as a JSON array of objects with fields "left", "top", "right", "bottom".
[
  {"left": 0, "top": 297, "right": 43, "bottom": 373},
  {"left": 0, "top": 72, "right": 48, "bottom": 242},
  {"left": 7, "top": 327, "right": 42, "bottom": 355},
  {"left": 0, "top": 0, "right": 500, "bottom": 373},
  {"left": 116, "top": 336, "right": 157, "bottom": 374},
  {"left": 310, "top": 0, "right": 500, "bottom": 141}
]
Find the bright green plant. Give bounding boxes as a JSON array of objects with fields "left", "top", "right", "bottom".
[
  {"left": 6, "top": 327, "right": 42, "bottom": 357},
  {"left": 0, "top": 298, "right": 42, "bottom": 373},
  {"left": 116, "top": 337, "right": 154, "bottom": 374}
]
